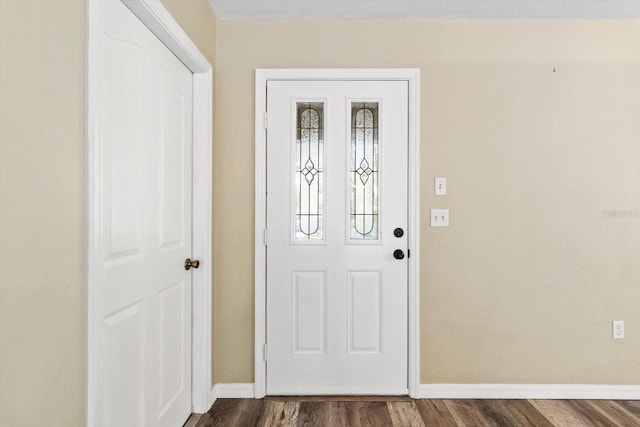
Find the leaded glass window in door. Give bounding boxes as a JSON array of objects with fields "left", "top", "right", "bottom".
[
  {"left": 350, "top": 103, "right": 379, "bottom": 240},
  {"left": 295, "top": 103, "right": 324, "bottom": 241}
]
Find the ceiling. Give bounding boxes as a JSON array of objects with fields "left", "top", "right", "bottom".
[{"left": 208, "top": 0, "right": 640, "bottom": 20}]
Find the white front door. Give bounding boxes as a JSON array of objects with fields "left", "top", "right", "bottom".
[
  {"left": 266, "top": 80, "right": 409, "bottom": 394},
  {"left": 98, "top": 1, "right": 193, "bottom": 425}
]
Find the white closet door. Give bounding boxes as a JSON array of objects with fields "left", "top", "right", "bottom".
[{"left": 99, "top": 1, "right": 193, "bottom": 425}]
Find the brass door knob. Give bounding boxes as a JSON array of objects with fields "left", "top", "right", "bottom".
[{"left": 184, "top": 258, "right": 200, "bottom": 270}]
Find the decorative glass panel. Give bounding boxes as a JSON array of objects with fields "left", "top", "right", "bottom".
[
  {"left": 295, "top": 103, "right": 324, "bottom": 240},
  {"left": 350, "top": 103, "right": 379, "bottom": 240}
]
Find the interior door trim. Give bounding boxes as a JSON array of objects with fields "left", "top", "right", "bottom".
[
  {"left": 254, "top": 69, "right": 421, "bottom": 398},
  {"left": 86, "top": 0, "right": 213, "bottom": 423}
]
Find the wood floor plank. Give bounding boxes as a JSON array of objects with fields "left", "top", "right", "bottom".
[
  {"left": 233, "top": 398, "right": 264, "bottom": 426},
  {"left": 204, "top": 398, "right": 243, "bottom": 426},
  {"left": 529, "top": 399, "right": 589, "bottom": 427},
  {"left": 617, "top": 400, "right": 640, "bottom": 418},
  {"left": 326, "top": 401, "right": 347, "bottom": 426},
  {"left": 445, "top": 400, "right": 493, "bottom": 427},
  {"left": 470, "top": 400, "right": 517, "bottom": 427},
  {"left": 193, "top": 413, "right": 212, "bottom": 427},
  {"left": 588, "top": 400, "right": 640, "bottom": 427},
  {"left": 297, "top": 401, "right": 330, "bottom": 426},
  {"left": 254, "top": 400, "right": 286, "bottom": 427},
  {"left": 503, "top": 400, "right": 555, "bottom": 427},
  {"left": 479, "top": 400, "right": 554, "bottom": 427},
  {"left": 357, "top": 401, "right": 394, "bottom": 426},
  {"left": 415, "top": 399, "right": 457, "bottom": 427},
  {"left": 196, "top": 397, "right": 640, "bottom": 427},
  {"left": 565, "top": 399, "right": 630, "bottom": 427},
  {"left": 350, "top": 402, "right": 372, "bottom": 427},
  {"left": 282, "top": 401, "right": 300, "bottom": 426},
  {"left": 387, "top": 401, "right": 426, "bottom": 426}
]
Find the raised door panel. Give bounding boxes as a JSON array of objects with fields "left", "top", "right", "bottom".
[
  {"left": 292, "top": 271, "right": 327, "bottom": 354},
  {"left": 159, "top": 68, "right": 186, "bottom": 249},
  {"left": 103, "top": 303, "right": 145, "bottom": 427},
  {"left": 158, "top": 281, "right": 186, "bottom": 414},
  {"left": 103, "top": 36, "right": 145, "bottom": 261},
  {"left": 348, "top": 271, "right": 382, "bottom": 353}
]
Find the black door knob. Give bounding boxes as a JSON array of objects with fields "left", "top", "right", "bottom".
[
  {"left": 393, "top": 227, "right": 404, "bottom": 238},
  {"left": 393, "top": 249, "right": 405, "bottom": 260},
  {"left": 185, "top": 258, "right": 200, "bottom": 270}
]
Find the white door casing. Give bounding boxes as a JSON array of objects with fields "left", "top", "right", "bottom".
[
  {"left": 255, "top": 70, "right": 421, "bottom": 398},
  {"left": 87, "top": 0, "right": 213, "bottom": 424}
]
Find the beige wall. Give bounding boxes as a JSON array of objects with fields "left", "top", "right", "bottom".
[
  {"left": 213, "top": 20, "right": 640, "bottom": 384},
  {"left": 1, "top": 3, "right": 639, "bottom": 424},
  {"left": 0, "top": 1, "right": 85, "bottom": 425},
  {"left": 0, "top": 1, "right": 215, "bottom": 425},
  {"left": 161, "top": 0, "right": 216, "bottom": 66}
]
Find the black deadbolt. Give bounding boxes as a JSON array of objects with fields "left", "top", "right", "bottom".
[
  {"left": 393, "top": 249, "right": 405, "bottom": 260},
  {"left": 393, "top": 227, "right": 404, "bottom": 238}
]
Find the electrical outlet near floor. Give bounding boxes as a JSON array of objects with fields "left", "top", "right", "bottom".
[{"left": 612, "top": 320, "right": 624, "bottom": 339}]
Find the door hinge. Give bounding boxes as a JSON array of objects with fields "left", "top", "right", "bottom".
[
  {"left": 263, "top": 344, "right": 267, "bottom": 362},
  {"left": 263, "top": 112, "right": 268, "bottom": 129},
  {"left": 263, "top": 229, "right": 268, "bottom": 246}
]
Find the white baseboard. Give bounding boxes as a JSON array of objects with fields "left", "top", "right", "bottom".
[
  {"left": 419, "top": 384, "right": 640, "bottom": 400},
  {"left": 211, "top": 383, "right": 255, "bottom": 403},
  {"left": 208, "top": 382, "right": 639, "bottom": 402}
]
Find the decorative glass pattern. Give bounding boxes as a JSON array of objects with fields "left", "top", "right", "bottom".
[
  {"left": 295, "top": 103, "right": 324, "bottom": 240},
  {"left": 350, "top": 103, "right": 379, "bottom": 240}
]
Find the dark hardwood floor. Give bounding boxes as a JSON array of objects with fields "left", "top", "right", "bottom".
[{"left": 195, "top": 397, "right": 640, "bottom": 426}]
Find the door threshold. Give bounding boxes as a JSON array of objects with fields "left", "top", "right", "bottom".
[
  {"left": 183, "top": 413, "right": 203, "bottom": 427},
  {"left": 264, "top": 395, "right": 412, "bottom": 402}
]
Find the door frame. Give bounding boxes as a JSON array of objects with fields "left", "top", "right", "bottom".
[
  {"left": 86, "top": 0, "right": 213, "bottom": 423},
  {"left": 254, "top": 69, "right": 420, "bottom": 398}
]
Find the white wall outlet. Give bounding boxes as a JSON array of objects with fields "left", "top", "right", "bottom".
[
  {"left": 613, "top": 320, "right": 624, "bottom": 339},
  {"left": 435, "top": 177, "right": 447, "bottom": 195},
  {"left": 430, "top": 209, "right": 449, "bottom": 227}
]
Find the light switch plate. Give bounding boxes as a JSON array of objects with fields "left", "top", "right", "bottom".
[
  {"left": 435, "top": 177, "right": 447, "bottom": 195},
  {"left": 613, "top": 320, "right": 624, "bottom": 339},
  {"left": 431, "top": 209, "right": 449, "bottom": 227}
]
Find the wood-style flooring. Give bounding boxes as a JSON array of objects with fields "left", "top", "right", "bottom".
[{"left": 194, "top": 396, "right": 640, "bottom": 426}]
